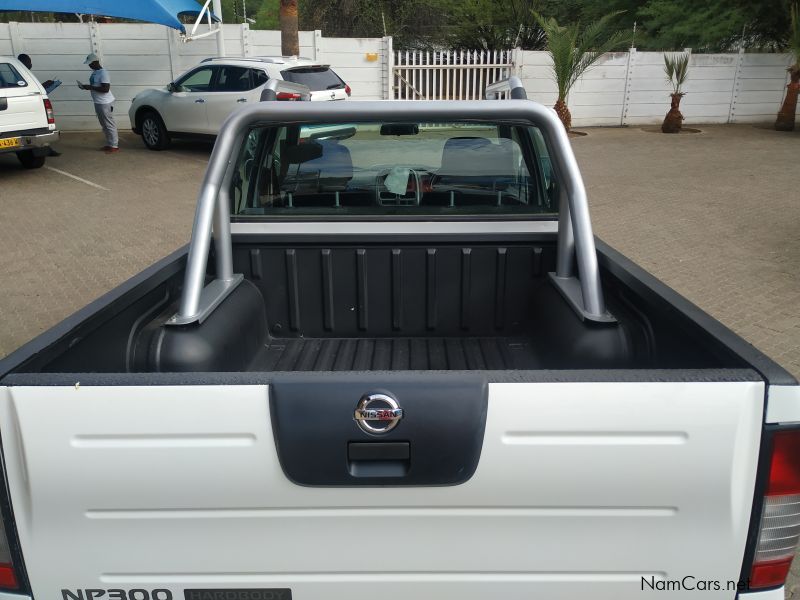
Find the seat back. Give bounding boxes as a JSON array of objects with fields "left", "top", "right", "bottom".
[
  {"left": 310, "top": 139, "right": 354, "bottom": 191},
  {"left": 281, "top": 139, "right": 354, "bottom": 207},
  {"left": 437, "top": 137, "right": 488, "bottom": 182},
  {"left": 435, "top": 137, "right": 515, "bottom": 192}
]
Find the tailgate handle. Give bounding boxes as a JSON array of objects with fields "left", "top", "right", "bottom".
[{"left": 348, "top": 442, "right": 410, "bottom": 478}]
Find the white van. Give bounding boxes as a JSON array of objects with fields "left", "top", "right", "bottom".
[{"left": 0, "top": 56, "right": 59, "bottom": 169}]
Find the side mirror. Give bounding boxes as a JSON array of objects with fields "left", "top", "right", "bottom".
[{"left": 167, "top": 82, "right": 181, "bottom": 93}]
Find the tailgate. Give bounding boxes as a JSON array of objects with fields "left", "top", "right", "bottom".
[
  {"left": 0, "top": 69, "right": 46, "bottom": 134},
  {"left": 0, "top": 92, "right": 47, "bottom": 134},
  {"left": 0, "top": 373, "right": 763, "bottom": 600}
]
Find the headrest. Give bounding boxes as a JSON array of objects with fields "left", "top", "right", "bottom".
[
  {"left": 297, "top": 139, "right": 353, "bottom": 182},
  {"left": 439, "top": 137, "right": 515, "bottom": 179}
]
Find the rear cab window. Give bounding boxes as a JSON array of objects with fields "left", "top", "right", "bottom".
[
  {"left": 0, "top": 63, "right": 28, "bottom": 89},
  {"left": 230, "top": 121, "right": 559, "bottom": 218},
  {"left": 280, "top": 66, "right": 346, "bottom": 91}
]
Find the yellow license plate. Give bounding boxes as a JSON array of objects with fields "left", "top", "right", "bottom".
[{"left": 0, "top": 137, "right": 20, "bottom": 149}]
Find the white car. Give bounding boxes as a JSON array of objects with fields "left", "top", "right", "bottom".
[
  {"left": 129, "top": 56, "right": 350, "bottom": 150},
  {"left": 0, "top": 56, "right": 59, "bottom": 169}
]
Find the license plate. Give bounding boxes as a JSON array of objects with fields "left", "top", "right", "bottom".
[{"left": 0, "top": 137, "right": 20, "bottom": 149}]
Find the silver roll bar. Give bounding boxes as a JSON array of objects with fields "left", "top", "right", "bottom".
[
  {"left": 487, "top": 77, "right": 613, "bottom": 322},
  {"left": 485, "top": 76, "right": 528, "bottom": 100},
  {"left": 169, "top": 99, "right": 612, "bottom": 326},
  {"left": 547, "top": 121, "right": 614, "bottom": 322}
]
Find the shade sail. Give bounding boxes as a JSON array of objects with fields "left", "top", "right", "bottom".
[{"left": 0, "top": 0, "right": 215, "bottom": 33}]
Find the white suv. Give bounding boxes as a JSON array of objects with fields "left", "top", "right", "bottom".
[
  {"left": 130, "top": 56, "right": 350, "bottom": 150},
  {"left": 0, "top": 57, "right": 59, "bottom": 169}
]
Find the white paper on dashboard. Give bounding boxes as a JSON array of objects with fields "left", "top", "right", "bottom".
[{"left": 385, "top": 167, "right": 410, "bottom": 195}]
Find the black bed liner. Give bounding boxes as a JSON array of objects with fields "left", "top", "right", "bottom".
[
  {"left": 256, "top": 336, "right": 539, "bottom": 372},
  {"left": 1, "top": 237, "right": 796, "bottom": 386}
]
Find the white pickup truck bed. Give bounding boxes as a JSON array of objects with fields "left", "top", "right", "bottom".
[{"left": 0, "top": 97, "right": 797, "bottom": 600}]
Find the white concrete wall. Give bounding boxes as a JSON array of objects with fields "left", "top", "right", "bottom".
[
  {"left": 0, "top": 22, "right": 387, "bottom": 130},
  {"left": 1, "top": 23, "right": 795, "bottom": 130},
  {"left": 518, "top": 49, "right": 797, "bottom": 127}
]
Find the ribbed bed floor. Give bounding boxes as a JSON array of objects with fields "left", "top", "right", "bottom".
[{"left": 253, "top": 337, "right": 541, "bottom": 371}]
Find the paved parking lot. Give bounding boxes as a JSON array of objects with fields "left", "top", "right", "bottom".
[
  {"left": 1, "top": 124, "right": 799, "bottom": 595},
  {"left": 0, "top": 132, "right": 208, "bottom": 355}
]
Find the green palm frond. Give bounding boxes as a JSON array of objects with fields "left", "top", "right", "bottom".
[
  {"left": 664, "top": 53, "right": 690, "bottom": 95},
  {"left": 534, "top": 11, "right": 629, "bottom": 102}
]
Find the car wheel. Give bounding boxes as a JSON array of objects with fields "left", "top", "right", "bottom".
[
  {"left": 16, "top": 150, "right": 46, "bottom": 169},
  {"left": 140, "top": 111, "right": 170, "bottom": 150}
]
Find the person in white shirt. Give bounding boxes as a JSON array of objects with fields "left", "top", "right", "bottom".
[{"left": 79, "top": 53, "right": 118, "bottom": 154}]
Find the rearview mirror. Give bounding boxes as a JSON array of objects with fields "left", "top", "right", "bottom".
[{"left": 380, "top": 123, "right": 419, "bottom": 136}]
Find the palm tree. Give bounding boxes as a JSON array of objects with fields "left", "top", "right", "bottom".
[
  {"left": 279, "top": 0, "right": 299, "bottom": 56},
  {"left": 775, "top": 3, "right": 800, "bottom": 131},
  {"left": 534, "top": 11, "right": 629, "bottom": 131},
  {"left": 662, "top": 53, "right": 690, "bottom": 133}
]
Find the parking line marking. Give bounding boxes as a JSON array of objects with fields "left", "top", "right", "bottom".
[{"left": 45, "top": 166, "right": 110, "bottom": 191}]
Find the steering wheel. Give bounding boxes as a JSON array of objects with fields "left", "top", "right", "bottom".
[{"left": 374, "top": 167, "right": 423, "bottom": 206}]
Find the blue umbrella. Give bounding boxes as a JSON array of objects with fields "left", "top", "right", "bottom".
[{"left": 0, "top": 0, "right": 216, "bottom": 34}]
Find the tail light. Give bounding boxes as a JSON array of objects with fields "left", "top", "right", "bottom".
[
  {"left": 276, "top": 91, "right": 302, "bottom": 101},
  {"left": 750, "top": 430, "right": 800, "bottom": 589},
  {"left": 0, "top": 527, "right": 17, "bottom": 589},
  {"left": 43, "top": 98, "right": 55, "bottom": 125},
  {"left": 345, "top": 84, "right": 352, "bottom": 97}
]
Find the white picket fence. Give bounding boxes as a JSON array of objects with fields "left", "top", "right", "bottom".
[
  {"left": 0, "top": 22, "right": 390, "bottom": 130},
  {"left": 393, "top": 50, "right": 514, "bottom": 100}
]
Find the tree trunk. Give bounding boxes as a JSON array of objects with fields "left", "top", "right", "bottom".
[
  {"left": 775, "top": 65, "right": 800, "bottom": 132},
  {"left": 279, "top": 0, "right": 299, "bottom": 57},
  {"left": 554, "top": 98, "right": 571, "bottom": 131},
  {"left": 662, "top": 93, "right": 684, "bottom": 133}
]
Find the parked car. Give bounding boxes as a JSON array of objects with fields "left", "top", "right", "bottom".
[
  {"left": 0, "top": 56, "right": 59, "bottom": 169},
  {"left": 1, "top": 82, "right": 798, "bottom": 600},
  {"left": 129, "top": 56, "right": 351, "bottom": 150}
]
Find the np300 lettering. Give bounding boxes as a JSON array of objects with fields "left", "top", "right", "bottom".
[{"left": 62, "top": 590, "right": 172, "bottom": 600}]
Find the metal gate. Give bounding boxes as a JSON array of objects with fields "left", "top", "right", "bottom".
[{"left": 393, "top": 50, "right": 515, "bottom": 100}]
